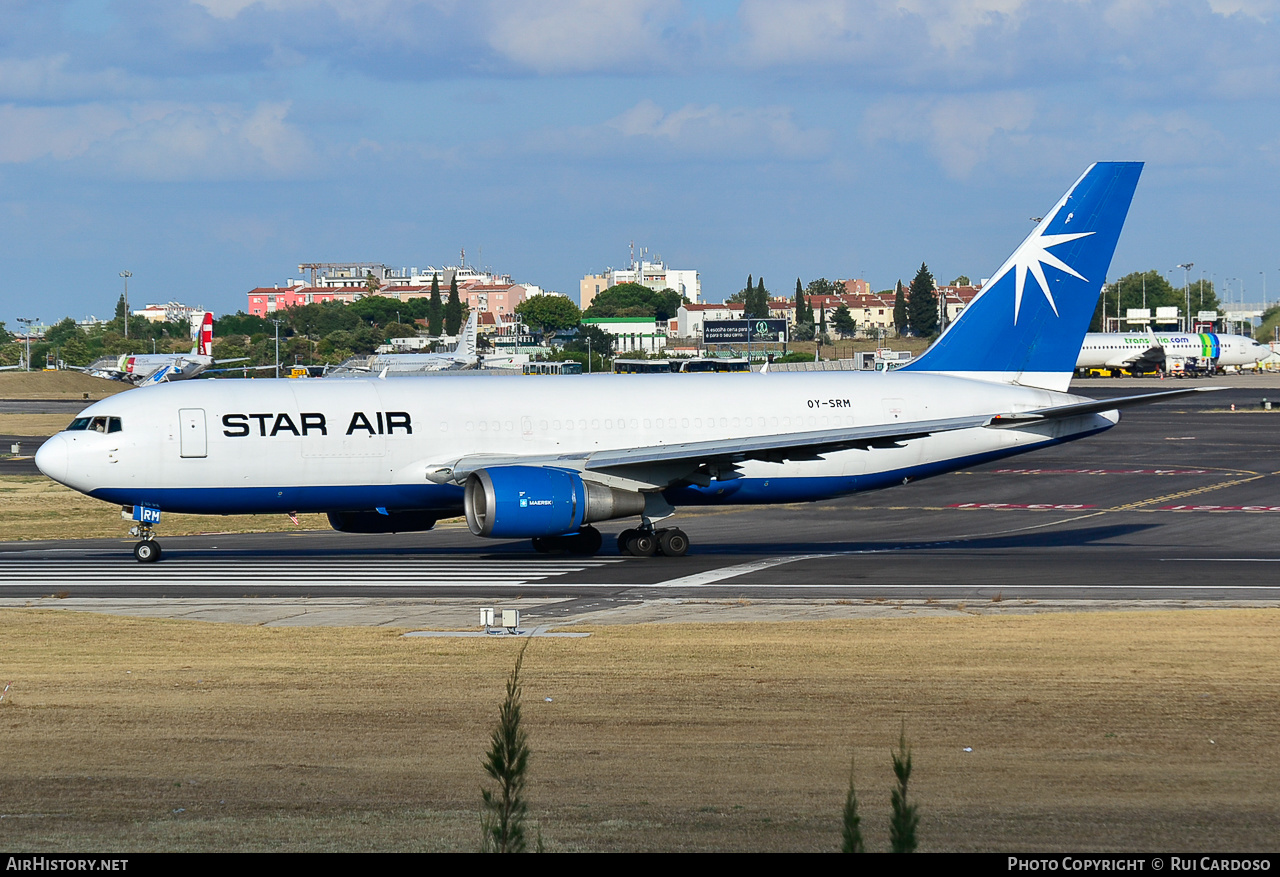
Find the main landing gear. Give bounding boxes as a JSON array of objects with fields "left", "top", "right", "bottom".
[
  {"left": 617, "top": 526, "right": 689, "bottom": 558},
  {"left": 129, "top": 521, "right": 162, "bottom": 563}
]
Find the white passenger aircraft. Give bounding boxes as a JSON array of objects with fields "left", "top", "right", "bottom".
[
  {"left": 332, "top": 311, "right": 480, "bottom": 375},
  {"left": 80, "top": 313, "right": 258, "bottom": 385},
  {"left": 1077, "top": 330, "right": 1269, "bottom": 374},
  {"left": 37, "top": 162, "right": 1208, "bottom": 562}
]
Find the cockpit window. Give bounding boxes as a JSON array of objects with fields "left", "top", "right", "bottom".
[{"left": 64, "top": 416, "right": 121, "bottom": 433}]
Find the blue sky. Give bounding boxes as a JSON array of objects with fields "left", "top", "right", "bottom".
[{"left": 4, "top": 0, "right": 1280, "bottom": 326}]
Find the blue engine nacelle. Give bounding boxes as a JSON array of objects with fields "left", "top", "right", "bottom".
[{"left": 464, "top": 466, "right": 646, "bottom": 538}]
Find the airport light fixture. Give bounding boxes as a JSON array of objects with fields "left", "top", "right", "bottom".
[
  {"left": 16, "top": 316, "right": 37, "bottom": 371},
  {"left": 119, "top": 270, "right": 132, "bottom": 339},
  {"left": 271, "top": 319, "right": 283, "bottom": 379},
  {"left": 1177, "top": 263, "right": 1193, "bottom": 331}
]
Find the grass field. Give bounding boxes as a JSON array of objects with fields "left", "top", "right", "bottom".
[
  {"left": 0, "top": 476, "right": 331, "bottom": 540},
  {"left": 0, "top": 371, "right": 127, "bottom": 401},
  {"left": 0, "top": 608, "right": 1276, "bottom": 852}
]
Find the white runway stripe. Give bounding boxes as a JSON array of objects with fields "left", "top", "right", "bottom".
[{"left": 0, "top": 557, "right": 625, "bottom": 588}]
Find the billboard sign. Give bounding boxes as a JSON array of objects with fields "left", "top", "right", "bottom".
[{"left": 703, "top": 319, "right": 788, "bottom": 344}]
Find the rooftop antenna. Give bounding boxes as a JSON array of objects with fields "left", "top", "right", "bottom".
[
  {"left": 630, "top": 240, "right": 635, "bottom": 271},
  {"left": 460, "top": 247, "right": 465, "bottom": 268}
]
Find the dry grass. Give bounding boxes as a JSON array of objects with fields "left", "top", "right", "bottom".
[
  {"left": 0, "top": 414, "right": 83, "bottom": 437},
  {"left": 0, "top": 372, "right": 128, "bottom": 401},
  {"left": 0, "top": 476, "right": 330, "bottom": 540},
  {"left": 0, "top": 608, "right": 1276, "bottom": 852}
]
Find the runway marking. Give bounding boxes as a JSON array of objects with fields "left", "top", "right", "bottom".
[
  {"left": 950, "top": 503, "right": 1096, "bottom": 510},
  {"left": 651, "top": 555, "right": 836, "bottom": 588},
  {"left": 1161, "top": 557, "right": 1280, "bottom": 562},
  {"left": 1160, "top": 505, "right": 1280, "bottom": 512},
  {"left": 0, "top": 557, "right": 625, "bottom": 589},
  {"left": 1108, "top": 473, "right": 1272, "bottom": 511},
  {"left": 984, "top": 468, "right": 1214, "bottom": 476}
]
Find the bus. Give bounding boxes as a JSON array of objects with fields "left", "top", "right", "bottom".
[
  {"left": 522, "top": 362, "right": 583, "bottom": 376},
  {"left": 613, "top": 358, "right": 751, "bottom": 374}
]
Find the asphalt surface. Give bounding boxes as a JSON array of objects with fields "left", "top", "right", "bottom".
[{"left": 3, "top": 382, "right": 1279, "bottom": 608}]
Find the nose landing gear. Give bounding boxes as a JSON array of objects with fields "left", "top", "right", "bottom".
[{"left": 125, "top": 509, "right": 163, "bottom": 563}]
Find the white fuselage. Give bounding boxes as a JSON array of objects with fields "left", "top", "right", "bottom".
[
  {"left": 1076, "top": 332, "right": 1268, "bottom": 369},
  {"left": 36, "top": 372, "right": 1116, "bottom": 518}
]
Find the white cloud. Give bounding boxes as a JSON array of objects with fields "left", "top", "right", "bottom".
[
  {"left": 0, "top": 101, "right": 318, "bottom": 180},
  {"left": 598, "top": 99, "right": 831, "bottom": 160},
  {"left": 0, "top": 54, "right": 139, "bottom": 102},
  {"left": 865, "top": 92, "right": 1036, "bottom": 178},
  {"left": 482, "top": 0, "right": 687, "bottom": 74}
]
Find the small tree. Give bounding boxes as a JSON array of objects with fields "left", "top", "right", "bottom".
[
  {"left": 893, "top": 280, "right": 907, "bottom": 335},
  {"left": 908, "top": 263, "right": 938, "bottom": 337},
  {"left": 889, "top": 724, "right": 918, "bottom": 853},
  {"left": 841, "top": 755, "right": 864, "bottom": 853},
  {"left": 427, "top": 274, "right": 443, "bottom": 337},
  {"left": 832, "top": 304, "right": 856, "bottom": 339},
  {"left": 445, "top": 275, "right": 463, "bottom": 336},
  {"left": 482, "top": 641, "right": 532, "bottom": 853}
]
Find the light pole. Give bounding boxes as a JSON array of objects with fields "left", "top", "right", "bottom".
[
  {"left": 119, "top": 270, "right": 132, "bottom": 339},
  {"left": 1177, "top": 263, "right": 1193, "bottom": 331},
  {"left": 17, "top": 317, "right": 36, "bottom": 371},
  {"left": 271, "top": 319, "right": 283, "bottom": 378}
]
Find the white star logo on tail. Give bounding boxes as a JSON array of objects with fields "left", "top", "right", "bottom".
[{"left": 988, "top": 223, "right": 1094, "bottom": 324}]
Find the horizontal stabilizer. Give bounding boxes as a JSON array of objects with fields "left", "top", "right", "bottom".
[{"left": 985, "top": 387, "right": 1220, "bottom": 428}]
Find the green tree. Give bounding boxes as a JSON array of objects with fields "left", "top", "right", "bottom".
[
  {"left": 951, "top": 275, "right": 971, "bottom": 286},
  {"left": 744, "top": 276, "right": 769, "bottom": 319},
  {"left": 584, "top": 283, "right": 683, "bottom": 321},
  {"left": 114, "top": 295, "right": 127, "bottom": 321},
  {"left": 841, "top": 756, "right": 864, "bottom": 853},
  {"left": 481, "top": 642, "right": 532, "bottom": 853},
  {"left": 0, "top": 321, "right": 10, "bottom": 345},
  {"left": 889, "top": 725, "right": 919, "bottom": 853},
  {"left": 516, "top": 294, "right": 582, "bottom": 345},
  {"left": 58, "top": 334, "right": 92, "bottom": 367},
  {"left": 908, "top": 263, "right": 938, "bottom": 337},
  {"left": 44, "top": 317, "right": 82, "bottom": 347},
  {"left": 832, "top": 304, "right": 856, "bottom": 339},
  {"left": 794, "top": 278, "right": 811, "bottom": 325},
  {"left": 445, "top": 275, "right": 463, "bottom": 336},
  {"left": 364, "top": 271, "right": 381, "bottom": 296},
  {"left": 893, "top": 281, "right": 907, "bottom": 334},
  {"left": 1089, "top": 270, "right": 1218, "bottom": 332},
  {"left": 428, "top": 274, "right": 444, "bottom": 336}
]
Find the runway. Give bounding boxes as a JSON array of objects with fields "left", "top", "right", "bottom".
[{"left": 3, "top": 383, "right": 1279, "bottom": 608}]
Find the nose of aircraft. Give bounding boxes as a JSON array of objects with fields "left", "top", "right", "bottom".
[{"left": 34, "top": 434, "right": 69, "bottom": 484}]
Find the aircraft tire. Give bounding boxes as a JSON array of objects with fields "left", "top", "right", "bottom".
[
  {"left": 133, "top": 540, "right": 161, "bottom": 563},
  {"left": 531, "top": 537, "right": 554, "bottom": 554},
  {"left": 627, "top": 532, "right": 657, "bottom": 557},
  {"left": 617, "top": 529, "right": 639, "bottom": 555},
  {"left": 657, "top": 528, "right": 689, "bottom": 557}
]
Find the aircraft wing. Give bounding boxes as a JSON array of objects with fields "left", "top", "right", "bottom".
[
  {"left": 429, "top": 388, "right": 1217, "bottom": 488},
  {"left": 1104, "top": 334, "right": 1165, "bottom": 370}
]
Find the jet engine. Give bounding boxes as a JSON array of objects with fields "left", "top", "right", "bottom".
[
  {"left": 464, "top": 466, "right": 646, "bottom": 538},
  {"left": 326, "top": 510, "right": 438, "bottom": 533}
]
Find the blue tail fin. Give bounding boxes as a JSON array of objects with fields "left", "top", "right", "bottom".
[{"left": 902, "top": 162, "right": 1143, "bottom": 391}]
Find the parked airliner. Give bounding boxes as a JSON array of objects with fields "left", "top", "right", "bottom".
[
  {"left": 79, "top": 313, "right": 261, "bottom": 385},
  {"left": 330, "top": 311, "right": 480, "bottom": 376},
  {"left": 37, "top": 162, "right": 1206, "bottom": 562},
  {"left": 1077, "top": 330, "right": 1269, "bottom": 374}
]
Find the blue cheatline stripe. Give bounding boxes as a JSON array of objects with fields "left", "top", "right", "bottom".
[
  {"left": 88, "top": 424, "right": 1112, "bottom": 520},
  {"left": 904, "top": 162, "right": 1142, "bottom": 378}
]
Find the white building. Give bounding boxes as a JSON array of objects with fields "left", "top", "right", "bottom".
[
  {"left": 581, "top": 316, "right": 668, "bottom": 354},
  {"left": 581, "top": 257, "right": 701, "bottom": 309},
  {"left": 133, "top": 302, "right": 207, "bottom": 324}
]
